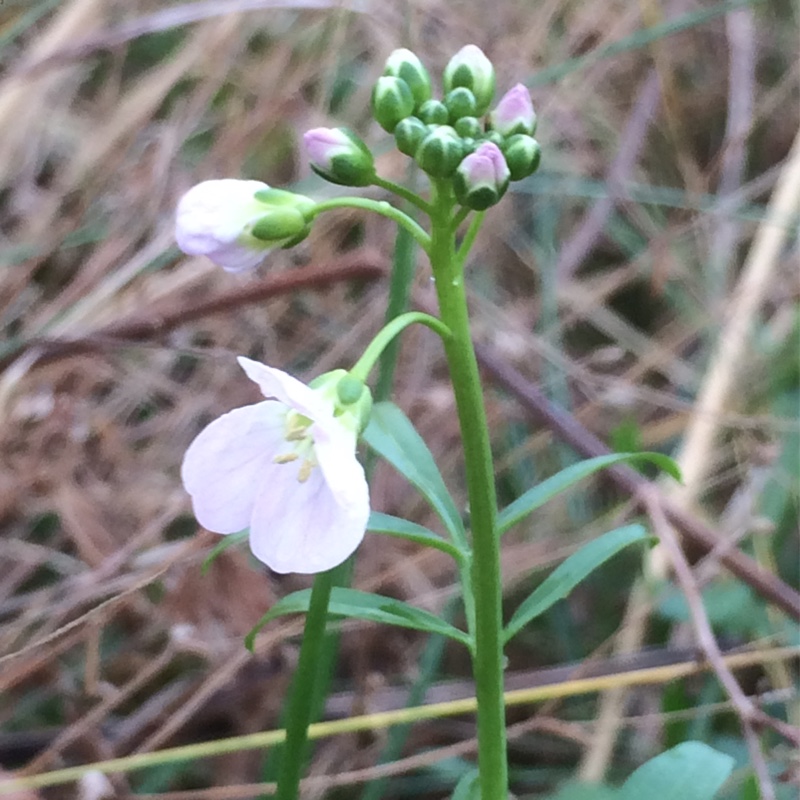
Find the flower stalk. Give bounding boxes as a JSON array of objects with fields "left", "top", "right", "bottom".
[{"left": 429, "top": 180, "right": 508, "bottom": 798}]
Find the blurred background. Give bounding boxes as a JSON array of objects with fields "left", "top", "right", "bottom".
[{"left": 0, "top": 0, "right": 797, "bottom": 797}]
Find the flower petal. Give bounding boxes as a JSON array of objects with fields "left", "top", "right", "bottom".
[
  {"left": 248, "top": 453, "right": 369, "bottom": 573},
  {"left": 181, "top": 401, "right": 286, "bottom": 534},
  {"left": 237, "top": 357, "right": 334, "bottom": 421}
]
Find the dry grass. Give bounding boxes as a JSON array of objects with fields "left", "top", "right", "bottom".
[{"left": 0, "top": 1, "right": 797, "bottom": 798}]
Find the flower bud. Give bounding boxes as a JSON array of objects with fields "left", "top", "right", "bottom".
[
  {"left": 303, "top": 127, "right": 375, "bottom": 186},
  {"left": 453, "top": 141, "right": 509, "bottom": 210},
  {"left": 444, "top": 87, "right": 477, "bottom": 122},
  {"left": 454, "top": 116, "right": 481, "bottom": 139},
  {"left": 488, "top": 83, "right": 537, "bottom": 137},
  {"left": 383, "top": 48, "right": 432, "bottom": 109},
  {"left": 394, "top": 116, "right": 428, "bottom": 157},
  {"left": 372, "top": 76, "right": 415, "bottom": 132},
  {"left": 414, "top": 125, "right": 464, "bottom": 178},
  {"left": 442, "top": 44, "right": 495, "bottom": 116},
  {"left": 418, "top": 99, "right": 449, "bottom": 125},
  {"left": 502, "top": 134, "right": 542, "bottom": 180},
  {"left": 175, "top": 180, "right": 315, "bottom": 273}
]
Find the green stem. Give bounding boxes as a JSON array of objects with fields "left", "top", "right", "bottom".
[
  {"left": 372, "top": 174, "right": 432, "bottom": 214},
  {"left": 274, "top": 569, "right": 335, "bottom": 800},
  {"left": 376, "top": 209, "right": 416, "bottom": 401},
  {"left": 349, "top": 311, "right": 450, "bottom": 382},
  {"left": 309, "top": 197, "right": 431, "bottom": 252},
  {"left": 428, "top": 181, "right": 508, "bottom": 798},
  {"left": 456, "top": 210, "right": 485, "bottom": 268}
]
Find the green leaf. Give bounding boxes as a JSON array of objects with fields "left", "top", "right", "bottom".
[
  {"left": 503, "top": 524, "right": 652, "bottom": 643},
  {"left": 450, "top": 769, "right": 480, "bottom": 800},
  {"left": 245, "top": 587, "right": 471, "bottom": 650},
  {"left": 201, "top": 530, "right": 248, "bottom": 574},
  {"left": 619, "top": 741, "right": 735, "bottom": 800},
  {"left": 367, "top": 511, "right": 466, "bottom": 562},
  {"left": 363, "top": 402, "right": 466, "bottom": 544},
  {"left": 498, "top": 452, "right": 681, "bottom": 535}
]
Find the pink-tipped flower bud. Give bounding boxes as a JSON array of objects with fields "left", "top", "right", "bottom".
[
  {"left": 488, "top": 83, "right": 537, "bottom": 137},
  {"left": 175, "top": 180, "right": 314, "bottom": 272},
  {"left": 453, "top": 141, "right": 510, "bottom": 210},
  {"left": 383, "top": 48, "right": 432, "bottom": 109},
  {"left": 443, "top": 44, "right": 495, "bottom": 116},
  {"left": 303, "top": 127, "right": 375, "bottom": 186}
]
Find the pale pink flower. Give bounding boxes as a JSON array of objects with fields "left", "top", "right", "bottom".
[
  {"left": 175, "top": 179, "right": 274, "bottom": 273},
  {"left": 181, "top": 357, "right": 370, "bottom": 574}
]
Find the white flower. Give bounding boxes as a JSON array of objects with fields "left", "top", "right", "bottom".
[
  {"left": 175, "top": 179, "right": 274, "bottom": 273},
  {"left": 181, "top": 357, "right": 370, "bottom": 574}
]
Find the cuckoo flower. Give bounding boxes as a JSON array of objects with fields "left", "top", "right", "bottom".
[
  {"left": 181, "top": 357, "right": 370, "bottom": 574},
  {"left": 175, "top": 179, "right": 313, "bottom": 273}
]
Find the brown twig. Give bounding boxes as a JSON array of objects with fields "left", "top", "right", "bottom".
[
  {"left": 640, "top": 487, "right": 781, "bottom": 799},
  {"left": 474, "top": 343, "right": 800, "bottom": 621},
  {"left": 0, "top": 252, "right": 386, "bottom": 375},
  {"left": 556, "top": 70, "right": 662, "bottom": 282}
]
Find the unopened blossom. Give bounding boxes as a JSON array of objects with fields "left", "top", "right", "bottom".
[
  {"left": 453, "top": 141, "right": 510, "bottom": 210},
  {"left": 303, "top": 127, "right": 375, "bottom": 186},
  {"left": 442, "top": 44, "right": 495, "bottom": 116},
  {"left": 181, "top": 357, "right": 370, "bottom": 574},
  {"left": 175, "top": 179, "right": 313, "bottom": 273},
  {"left": 488, "top": 83, "right": 536, "bottom": 137}
]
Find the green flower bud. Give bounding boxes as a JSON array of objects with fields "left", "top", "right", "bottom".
[
  {"left": 502, "top": 134, "right": 542, "bottom": 180},
  {"left": 303, "top": 127, "right": 375, "bottom": 186},
  {"left": 414, "top": 125, "right": 464, "bottom": 178},
  {"left": 372, "top": 76, "right": 415, "bottom": 132},
  {"left": 394, "top": 116, "right": 428, "bottom": 157},
  {"left": 383, "top": 48, "right": 432, "bottom": 109},
  {"left": 454, "top": 116, "right": 482, "bottom": 139},
  {"left": 445, "top": 87, "right": 477, "bottom": 122},
  {"left": 484, "top": 130, "right": 504, "bottom": 148},
  {"left": 442, "top": 44, "right": 495, "bottom": 116},
  {"left": 418, "top": 99, "right": 450, "bottom": 125}
]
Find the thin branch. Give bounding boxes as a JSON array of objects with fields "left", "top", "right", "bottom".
[
  {"left": 640, "top": 487, "right": 777, "bottom": 800},
  {"left": 556, "top": 70, "right": 661, "bottom": 282},
  {"left": 0, "top": 251, "right": 386, "bottom": 374}
]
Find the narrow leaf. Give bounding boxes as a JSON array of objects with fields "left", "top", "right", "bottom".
[
  {"left": 246, "top": 587, "right": 471, "bottom": 650},
  {"left": 367, "top": 511, "right": 466, "bottom": 561},
  {"left": 504, "top": 524, "right": 652, "bottom": 643},
  {"left": 201, "top": 530, "right": 249, "bottom": 574},
  {"left": 450, "top": 769, "right": 480, "bottom": 800},
  {"left": 498, "top": 452, "right": 681, "bottom": 535},
  {"left": 364, "top": 402, "right": 466, "bottom": 544},
  {"left": 619, "top": 741, "right": 734, "bottom": 800}
]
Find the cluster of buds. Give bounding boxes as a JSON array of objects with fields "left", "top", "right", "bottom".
[{"left": 372, "top": 45, "right": 541, "bottom": 210}]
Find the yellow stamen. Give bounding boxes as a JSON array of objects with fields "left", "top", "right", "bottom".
[
  {"left": 273, "top": 453, "right": 299, "bottom": 464},
  {"left": 297, "top": 459, "right": 315, "bottom": 483}
]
